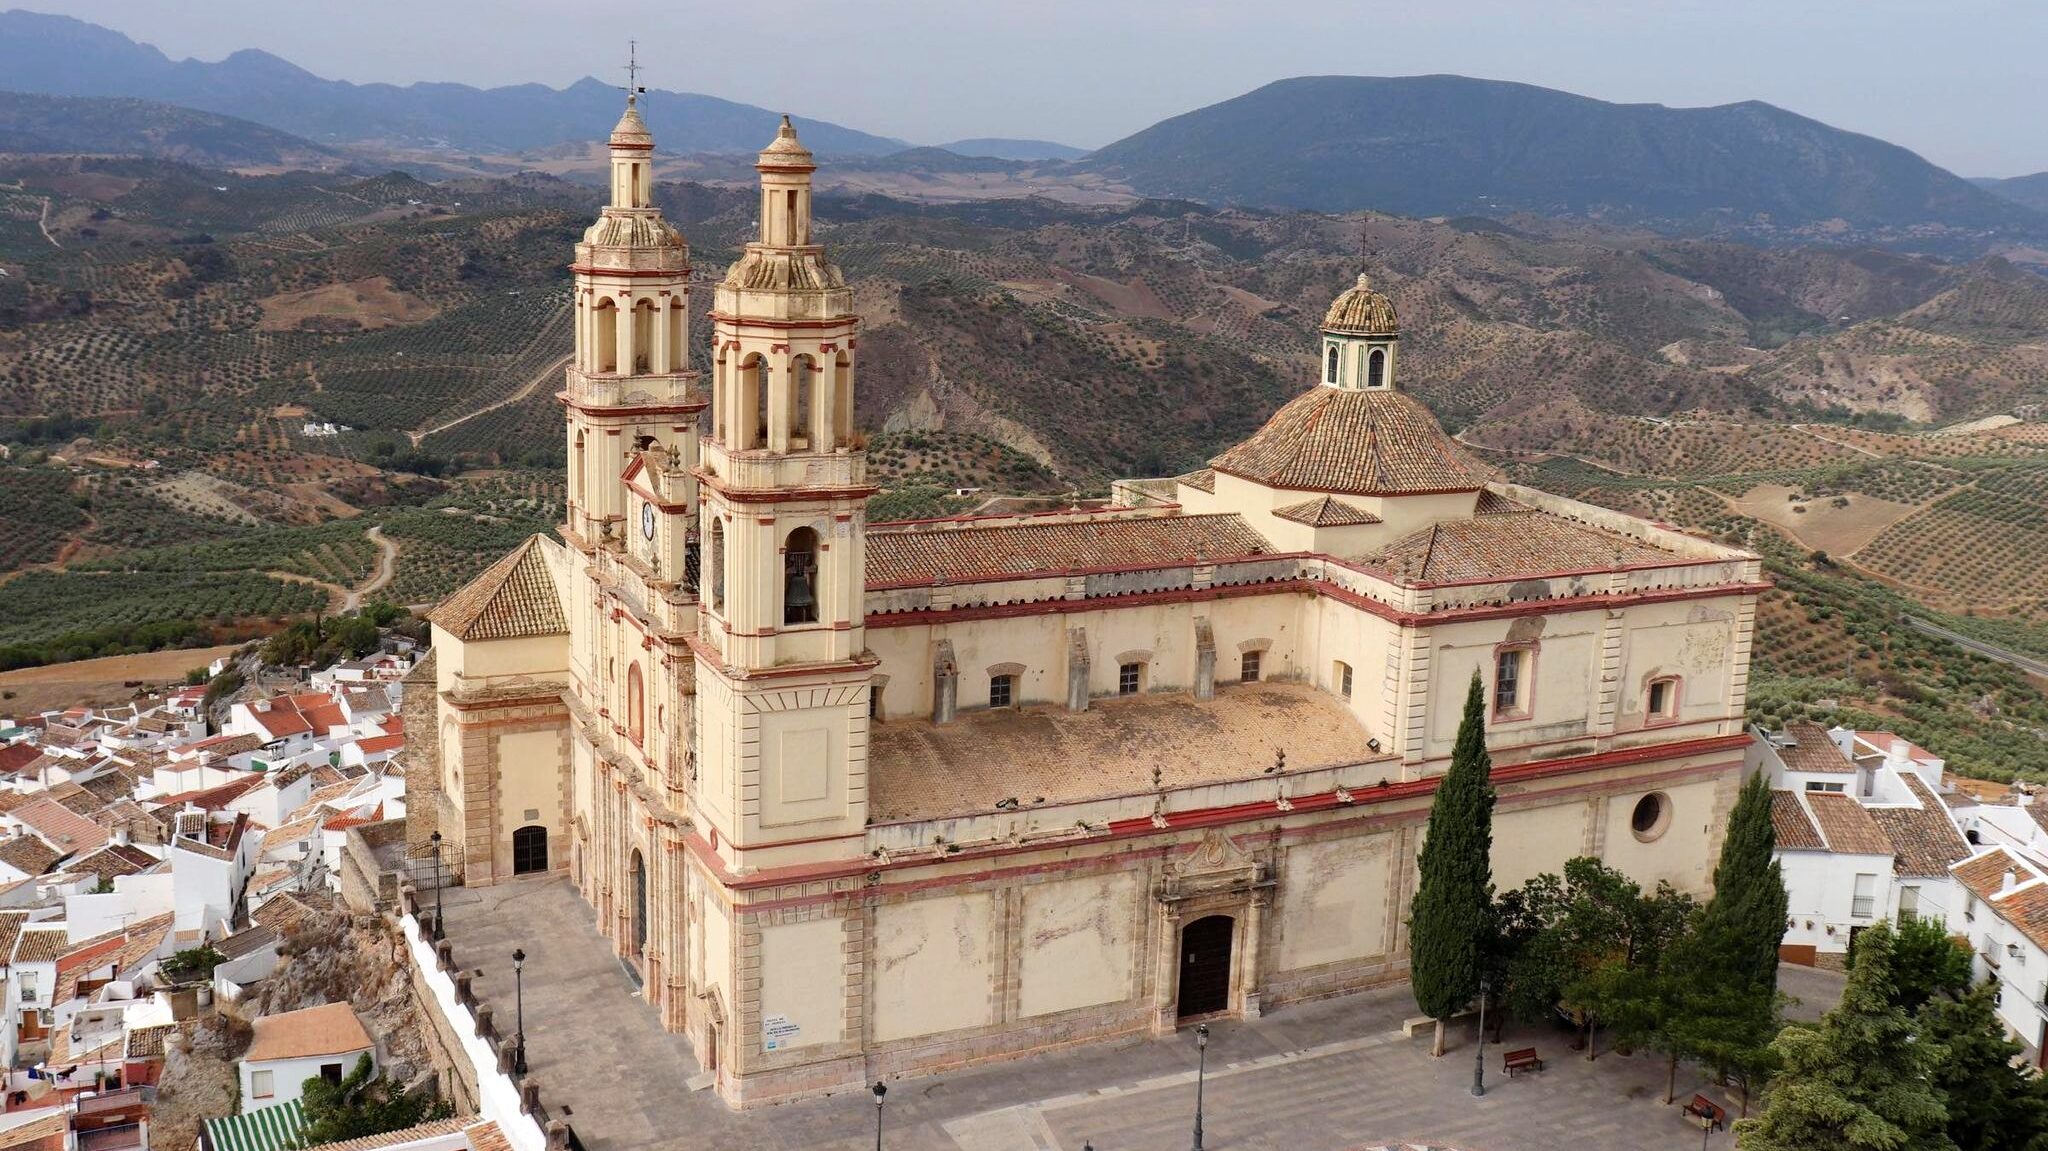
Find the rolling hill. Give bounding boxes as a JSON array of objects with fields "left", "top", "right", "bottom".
[
  {"left": 1978, "top": 173, "right": 2048, "bottom": 214},
  {"left": 0, "top": 9, "right": 904, "bottom": 156},
  {"left": 0, "top": 91, "right": 344, "bottom": 169},
  {"left": 1081, "top": 75, "right": 2046, "bottom": 242},
  {"left": 936, "top": 138, "right": 1088, "bottom": 162}
]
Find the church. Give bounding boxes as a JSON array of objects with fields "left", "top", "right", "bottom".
[{"left": 411, "top": 98, "right": 1765, "bottom": 1108}]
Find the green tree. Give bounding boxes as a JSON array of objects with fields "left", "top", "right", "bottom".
[
  {"left": 1410, "top": 671, "right": 1496, "bottom": 1056},
  {"left": 1920, "top": 981, "right": 2048, "bottom": 1150},
  {"left": 1881, "top": 914, "right": 1972, "bottom": 1012},
  {"left": 1698, "top": 770, "right": 1789, "bottom": 996},
  {"left": 1735, "top": 921, "right": 1954, "bottom": 1151},
  {"left": 295, "top": 1053, "right": 446, "bottom": 1148}
]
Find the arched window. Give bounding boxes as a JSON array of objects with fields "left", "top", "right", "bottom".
[
  {"left": 713, "top": 348, "right": 728, "bottom": 442},
  {"left": 629, "top": 850, "right": 648, "bottom": 956},
  {"left": 1368, "top": 348, "right": 1386, "bottom": 389},
  {"left": 632, "top": 298, "right": 657, "bottom": 373},
  {"left": 627, "top": 662, "right": 645, "bottom": 744},
  {"left": 741, "top": 354, "right": 769, "bottom": 449},
  {"left": 783, "top": 527, "right": 819, "bottom": 625},
  {"left": 1325, "top": 344, "right": 1339, "bottom": 384},
  {"left": 667, "top": 301, "right": 685, "bottom": 373},
  {"left": 708, "top": 519, "right": 725, "bottom": 611},
  {"left": 792, "top": 355, "right": 816, "bottom": 447},
  {"left": 571, "top": 429, "right": 585, "bottom": 507},
  {"left": 592, "top": 298, "right": 618, "bottom": 373}
]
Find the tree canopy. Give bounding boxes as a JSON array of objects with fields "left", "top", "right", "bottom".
[
  {"left": 1409, "top": 671, "right": 1496, "bottom": 1054},
  {"left": 295, "top": 1053, "right": 446, "bottom": 1149}
]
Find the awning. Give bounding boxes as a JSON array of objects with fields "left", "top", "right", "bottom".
[{"left": 202, "top": 1099, "right": 305, "bottom": 1151}]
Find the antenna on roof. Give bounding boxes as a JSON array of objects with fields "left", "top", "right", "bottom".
[{"left": 622, "top": 40, "right": 646, "bottom": 104}]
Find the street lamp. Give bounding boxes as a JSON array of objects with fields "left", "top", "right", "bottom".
[
  {"left": 511, "top": 948, "right": 528, "bottom": 1076},
  {"left": 1191, "top": 1022, "right": 1209, "bottom": 1151},
  {"left": 1472, "top": 975, "right": 1492, "bottom": 1098},
  {"left": 871, "top": 1081, "right": 886, "bottom": 1151},
  {"left": 429, "top": 830, "right": 445, "bottom": 941}
]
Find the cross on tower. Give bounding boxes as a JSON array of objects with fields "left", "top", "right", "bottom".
[{"left": 622, "top": 40, "right": 646, "bottom": 103}]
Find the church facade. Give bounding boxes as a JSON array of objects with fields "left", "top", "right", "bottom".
[{"left": 420, "top": 102, "right": 1765, "bottom": 1108}]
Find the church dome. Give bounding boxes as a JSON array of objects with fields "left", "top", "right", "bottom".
[
  {"left": 609, "top": 101, "right": 653, "bottom": 149},
  {"left": 1323, "top": 273, "right": 1398, "bottom": 336},
  {"left": 1209, "top": 388, "right": 1487, "bottom": 497}
]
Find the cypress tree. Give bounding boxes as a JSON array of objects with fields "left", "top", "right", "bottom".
[
  {"left": 1410, "top": 671, "right": 1496, "bottom": 1056},
  {"left": 1701, "top": 770, "right": 1789, "bottom": 995}
]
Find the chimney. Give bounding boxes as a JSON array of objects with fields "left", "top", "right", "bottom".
[{"left": 2004, "top": 868, "right": 2019, "bottom": 895}]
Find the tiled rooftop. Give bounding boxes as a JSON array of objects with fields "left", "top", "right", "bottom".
[
  {"left": 1357, "top": 510, "right": 1683, "bottom": 584},
  {"left": 866, "top": 513, "right": 1270, "bottom": 588},
  {"left": 1867, "top": 774, "right": 1971, "bottom": 878},
  {"left": 430, "top": 535, "right": 567, "bottom": 641},
  {"left": 1271, "top": 495, "right": 1381, "bottom": 528},
  {"left": 1209, "top": 387, "right": 1486, "bottom": 497},
  {"left": 1777, "top": 722, "right": 1856, "bottom": 774},
  {"left": 869, "top": 682, "right": 1384, "bottom": 823},
  {"left": 1770, "top": 790, "right": 1825, "bottom": 851},
  {"left": 1804, "top": 792, "right": 1892, "bottom": 856},
  {"left": 1954, "top": 848, "right": 2025, "bottom": 901}
]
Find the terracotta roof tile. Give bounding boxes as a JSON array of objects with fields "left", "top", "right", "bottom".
[
  {"left": 1955, "top": 848, "right": 2025, "bottom": 901},
  {"left": 463, "top": 1122, "right": 514, "bottom": 1151},
  {"left": 1867, "top": 774, "right": 1971, "bottom": 878},
  {"left": 13, "top": 926, "right": 67, "bottom": 964},
  {"left": 0, "top": 836, "right": 60, "bottom": 876},
  {"left": 66, "top": 843, "right": 158, "bottom": 884},
  {"left": 301, "top": 1117, "right": 473, "bottom": 1151},
  {"left": 1771, "top": 790, "right": 1825, "bottom": 851},
  {"left": 1271, "top": 495, "right": 1381, "bottom": 527},
  {"left": 1322, "top": 274, "right": 1399, "bottom": 336},
  {"left": 1358, "top": 511, "right": 1681, "bottom": 584},
  {"left": 1176, "top": 468, "right": 1216, "bottom": 494},
  {"left": 244, "top": 1002, "right": 372, "bottom": 1063},
  {"left": 1778, "top": 722, "right": 1856, "bottom": 774},
  {"left": 1805, "top": 792, "right": 1893, "bottom": 855},
  {"left": 0, "top": 911, "right": 28, "bottom": 959},
  {"left": 429, "top": 536, "right": 567, "bottom": 641},
  {"left": 867, "top": 514, "right": 1269, "bottom": 587},
  {"left": 1997, "top": 883, "right": 2048, "bottom": 953},
  {"left": 125, "top": 1023, "right": 175, "bottom": 1059},
  {"left": 1209, "top": 387, "right": 1486, "bottom": 496},
  {"left": 0, "top": 745, "right": 40, "bottom": 776},
  {"left": 10, "top": 797, "right": 108, "bottom": 854}
]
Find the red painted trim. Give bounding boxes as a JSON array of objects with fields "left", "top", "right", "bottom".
[
  {"left": 707, "top": 313, "right": 854, "bottom": 330},
  {"left": 695, "top": 469, "right": 878, "bottom": 503},
  {"left": 687, "top": 734, "right": 1755, "bottom": 900},
  {"left": 558, "top": 393, "right": 706, "bottom": 418},
  {"left": 568, "top": 265, "right": 690, "bottom": 278},
  {"left": 1208, "top": 463, "right": 1482, "bottom": 499}
]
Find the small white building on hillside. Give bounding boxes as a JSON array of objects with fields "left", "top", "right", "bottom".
[
  {"left": 1953, "top": 847, "right": 2048, "bottom": 1065},
  {"left": 1754, "top": 721, "right": 1972, "bottom": 965},
  {"left": 238, "top": 1001, "right": 375, "bottom": 1112}
]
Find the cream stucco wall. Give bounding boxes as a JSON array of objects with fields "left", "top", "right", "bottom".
[
  {"left": 1598, "top": 778, "right": 1723, "bottom": 891},
  {"left": 1493, "top": 802, "right": 1592, "bottom": 893},
  {"left": 1276, "top": 832, "right": 1398, "bottom": 970},
  {"left": 872, "top": 894, "right": 996, "bottom": 1043},
  {"left": 758, "top": 917, "right": 846, "bottom": 1050},
  {"left": 496, "top": 729, "right": 562, "bottom": 847},
  {"left": 1017, "top": 872, "right": 1144, "bottom": 1018}
]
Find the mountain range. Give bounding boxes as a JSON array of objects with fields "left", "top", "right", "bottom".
[
  {"left": 0, "top": 9, "right": 904, "bottom": 156},
  {"left": 1080, "top": 75, "right": 2044, "bottom": 240}
]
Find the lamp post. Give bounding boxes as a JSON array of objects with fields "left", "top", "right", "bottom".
[
  {"left": 871, "top": 1081, "right": 886, "bottom": 1150},
  {"left": 1191, "top": 1022, "right": 1209, "bottom": 1151},
  {"left": 1472, "top": 975, "right": 1491, "bottom": 1098},
  {"left": 429, "top": 830, "right": 445, "bottom": 941},
  {"left": 511, "top": 948, "right": 528, "bottom": 1076}
]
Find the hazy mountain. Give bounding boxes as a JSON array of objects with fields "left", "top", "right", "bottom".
[
  {"left": 1975, "top": 173, "right": 2048, "bottom": 214},
  {"left": 0, "top": 91, "right": 344, "bottom": 169},
  {"left": 0, "top": 9, "right": 905, "bottom": 156},
  {"left": 936, "top": 138, "right": 1087, "bottom": 162},
  {"left": 1083, "top": 75, "right": 2044, "bottom": 239}
]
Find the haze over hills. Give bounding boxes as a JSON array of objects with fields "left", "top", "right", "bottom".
[
  {"left": 935, "top": 138, "right": 1088, "bottom": 162},
  {"left": 0, "top": 92, "right": 347, "bottom": 171},
  {"left": 1977, "top": 173, "right": 2048, "bottom": 214},
  {"left": 0, "top": 9, "right": 905, "bottom": 156},
  {"left": 1081, "top": 75, "right": 2046, "bottom": 243}
]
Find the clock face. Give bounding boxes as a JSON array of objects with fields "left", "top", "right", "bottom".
[{"left": 641, "top": 503, "right": 657, "bottom": 540}]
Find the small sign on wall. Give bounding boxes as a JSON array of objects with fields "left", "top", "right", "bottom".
[{"left": 763, "top": 1013, "right": 801, "bottom": 1051}]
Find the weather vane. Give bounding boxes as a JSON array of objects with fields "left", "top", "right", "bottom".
[{"left": 623, "top": 40, "right": 646, "bottom": 103}]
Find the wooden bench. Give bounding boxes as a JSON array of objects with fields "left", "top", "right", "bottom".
[
  {"left": 1682, "top": 1094, "right": 1727, "bottom": 1131},
  {"left": 1503, "top": 1047, "right": 1543, "bottom": 1076}
]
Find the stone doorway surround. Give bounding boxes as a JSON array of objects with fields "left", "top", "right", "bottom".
[{"left": 1150, "top": 829, "right": 1273, "bottom": 1033}]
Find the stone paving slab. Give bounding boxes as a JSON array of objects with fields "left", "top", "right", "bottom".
[{"left": 441, "top": 877, "right": 1829, "bottom": 1151}]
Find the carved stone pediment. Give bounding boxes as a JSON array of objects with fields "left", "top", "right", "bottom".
[{"left": 1158, "top": 829, "right": 1264, "bottom": 902}]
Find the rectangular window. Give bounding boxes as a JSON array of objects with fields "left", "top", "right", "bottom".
[
  {"left": 1240, "top": 651, "right": 1262, "bottom": 683},
  {"left": 868, "top": 689, "right": 880, "bottom": 721},
  {"left": 1852, "top": 873, "right": 1877, "bottom": 920},
  {"left": 1898, "top": 885, "right": 1920, "bottom": 921},
  {"left": 1647, "top": 677, "right": 1677, "bottom": 720},
  {"left": 989, "top": 674, "right": 1013, "bottom": 709},
  {"left": 320, "top": 1063, "right": 344, "bottom": 1085},
  {"left": 251, "top": 1069, "right": 275, "bottom": 1099},
  {"left": 1118, "top": 663, "right": 1142, "bottom": 696},
  {"left": 1337, "top": 661, "right": 1353, "bottom": 699},
  {"left": 1965, "top": 896, "right": 1977, "bottom": 923},
  {"left": 1494, "top": 649, "right": 1526, "bottom": 715},
  {"left": 1804, "top": 781, "right": 1845, "bottom": 793}
]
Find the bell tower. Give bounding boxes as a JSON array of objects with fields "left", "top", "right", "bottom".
[{"left": 693, "top": 117, "right": 873, "bottom": 873}]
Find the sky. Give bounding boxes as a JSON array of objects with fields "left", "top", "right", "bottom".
[{"left": 36, "top": 0, "right": 2048, "bottom": 176}]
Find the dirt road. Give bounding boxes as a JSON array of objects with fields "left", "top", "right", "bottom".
[{"left": 348, "top": 526, "right": 399, "bottom": 611}]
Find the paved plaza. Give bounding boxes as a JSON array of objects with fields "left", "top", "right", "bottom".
[{"left": 441, "top": 878, "right": 1843, "bottom": 1151}]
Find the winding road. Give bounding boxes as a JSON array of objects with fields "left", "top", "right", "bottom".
[
  {"left": 1902, "top": 614, "right": 2048, "bottom": 679},
  {"left": 347, "top": 526, "right": 399, "bottom": 612}
]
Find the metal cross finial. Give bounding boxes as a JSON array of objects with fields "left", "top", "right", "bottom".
[{"left": 623, "top": 40, "right": 646, "bottom": 102}]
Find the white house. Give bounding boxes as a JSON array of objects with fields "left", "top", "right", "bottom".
[
  {"left": 239, "top": 1002, "right": 375, "bottom": 1111},
  {"left": 1954, "top": 847, "right": 2048, "bottom": 1064},
  {"left": 1754, "top": 721, "right": 1972, "bottom": 965}
]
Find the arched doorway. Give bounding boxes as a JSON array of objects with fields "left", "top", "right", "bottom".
[
  {"left": 1177, "top": 915, "right": 1235, "bottom": 1018},
  {"left": 511, "top": 825, "right": 548, "bottom": 875},
  {"left": 630, "top": 850, "right": 648, "bottom": 958}
]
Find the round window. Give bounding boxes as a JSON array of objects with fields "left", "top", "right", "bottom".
[{"left": 1631, "top": 792, "right": 1672, "bottom": 842}]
